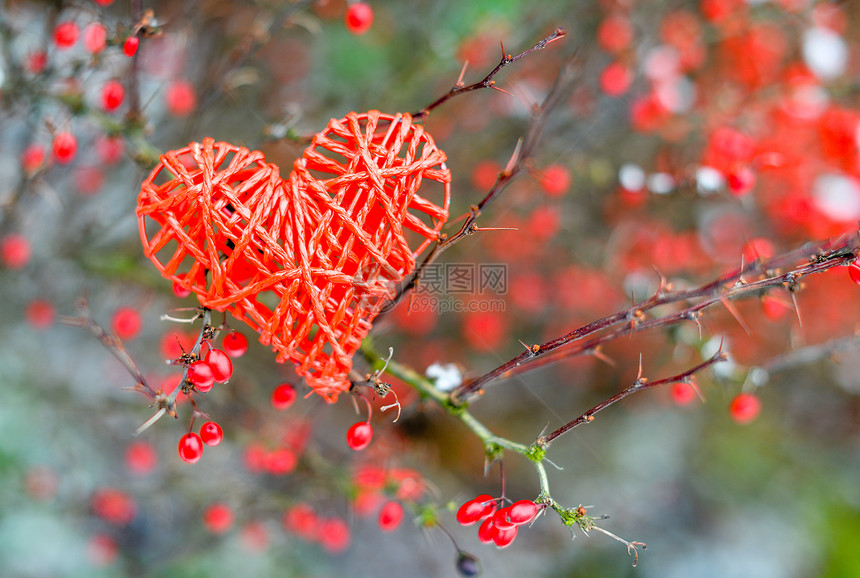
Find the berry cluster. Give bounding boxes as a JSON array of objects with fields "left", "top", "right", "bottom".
[
  {"left": 456, "top": 495, "right": 541, "bottom": 548},
  {"left": 171, "top": 329, "right": 249, "bottom": 463}
]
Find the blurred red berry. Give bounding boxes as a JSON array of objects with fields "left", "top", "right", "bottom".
[
  {"left": 172, "top": 281, "right": 192, "bottom": 298},
  {"left": 203, "top": 503, "right": 233, "bottom": 534},
  {"left": 378, "top": 501, "right": 403, "bottom": 532},
  {"left": 271, "top": 383, "right": 297, "bottom": 410},
  {"left": 241, "top": 521, "right": 269, "bottom": 551},
  {"left": 346, "top": 421, "right": 373, "bottom": 451},
  {"left": 94, "top": 0, "right": 115, "bottom": 5},
  {"left": 265, "top": 448, "right": 297, "bottom": 475},
  {"left": 670, "top": 382, "right": 697, "bottom": 406},
  {"left": 761, "top": 294, "right": 791, "bottom": 321},
  {"left": 188, "top": 360, "right": 216, "bottom": 392},
  {"left": 729, "top": 393, "right": 761, "bottom": 424},
  {"left": 26, "top": 50, "right": 47, "bottom": 74},
  {"left": 165, "top": 80, "right": 197, "bottom": 116},
  {"left": 200, "top": 421, "right": 224, "bottom": 446},
  {"left": 345, "top": 2, "right": 374, "bottom": 35},
  {"left": 91, "top": 487, "right": 136, "bottom": 525},
  {"left": 283, "top": 503, "right": 318, "bottom": 538},
  {"left": 25, "top": 299, "right": 55, "bottom": 329},
  {"left": 205, "top": 348, "right": 233, "bottom": 382},
  {"left": 88, "top": 534, "right": 117, "bottom": 567},
  {"left": 597, "top": 14, "right": 633, "bottom": 54},
  {"left": 122, "top": 36, "right": 139, "bottom": 57},
  {"left": 471, "top": 160, "right": 501, "bottom": 191},
  {"left": 222, "top": 331, "right": 249, "bottom": 357},
  {"left": 178, "top": 432, "right": 204, "bottom": 463},
  {"left": 1, "top": 234, "right": 31, "bottom": 269},
  {"left": 111, "top": 306, "right": 141, "bottom": 340},
  {"left": 84, "top": 22, "right": 107, "bottom": 53},
  {"left": 539, "top": 164, "right": 571, "bottom": 196},
  {"left": 101, "top": 80, "right": 125, "bottom": 111},
  {"left": 318, "top": 517, "right": 351, "bottom": 553},
  {"left": 52, "top": 132, "right": 77, "bottom": 164},
  {"left": 600, "top": 61, "right": 632, "bottom": 96},
  {"left": 96, "top": 134, "right": 125, "bottom": 164},
  {"left": 54, "top": 22, "right": 79, "bottom": 49},
  {"left": 125, "top": 441, "right": 157, "bottom": 474}
]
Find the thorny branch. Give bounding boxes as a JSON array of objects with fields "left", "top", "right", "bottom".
[
  {"left": 390, "top": 33, "right": 577, "bottom": 308},
  {"left": 61, "top": 299, "right": 217, "bottom": 434},
  {"left": 59, "top": 296, "right": 158, "bottom": 400},
  {"left": 411, "top": 27, "right": 566, "bottom": 120},
  {"left": 537, "top": 350, "right": 727, "bottom": 447},
  {"left": 451, "top": 230, "right": 860, "bottom": 403}
]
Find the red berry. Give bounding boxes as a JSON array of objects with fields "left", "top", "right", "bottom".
[
  {"left": 26, "top": 51, "right": 47, "bottom": 74},
  {"left": 849, "top": 263, "right": 860, "bottom": 285},
  {"left": 94, "top": 0, "right": 115, "bottom": 5},
  {"left": 600, "top": 61, "right": 632, "bottom": 96},
  {"left": 111, "top": 306, "right": 141, "bottom": 340},
  {"left": 222, "top": 331, "right": 248, "bottom": 357},
  {"left": 203, "top": 503, "right": 233, "bottom": 534},
  {"left": 271, "top": 383, "right": 297, "bottom": 410},
  {"left": 283, "top": 503, "right": 318, "bottom": 538},
  {"left": 95, "top": 134, "right": 124, "bottom": 165},
  {"left": 101, "top": 80, "right": 125, "bottom": 111},
  {"left": 173, "top": 281, "right": 192, "bottom": 298},
  {"left": 670, "top": 382, "right": 697, "bottom": 406},
  {"left": 52, "top": 132, "right": 77, "bottom": 164},
  {"left": 345, "top": 2, "right": 374, "bottom": 35},
  {"left": 1, "top": 234, "right": 31, "bottom": 269},
  {"left": 727, "top": 167, "right": 756, "bottom": 196},
  {"left": 200, "top": 421, "right": 223, "bottom": 446},
  {"left": 54, "top": 22, "right": 79, "bottom": 49},
  {"left": 346, "top": 421, "right": 373, "bottom": 451},
  {"left": 22, "top": 144, "right": 46, "bottom": 174},
  {"left": 456, "top": 495, "right": 495, "bottom": 526},
  {"left": 477, "top": 517, "right": 496, "bottom": 543},
  {"left": 165, "top": 80, "right": 197, "bottom": 116},
  {"left": 91, "top": 487, "right": 137, "bottom": 525},
  {"left": 188, "top": 360, "right": 216, "bottom": 392},
  {"left": 205, "top": 348, "right": 233, "bottom": 382},
  {"left": 318, "top": 517, "right": 351, "bottom": 553},
  {"left": 471, "top": 160, "right": 501, "bottom": 191},
  {"left": 84, "top": 22, "right": 107, "bottom": 54},
  {"left": 178, "top": 432, "right": 204, "bottom": 463},
  {"left": 378, "top": 500, "right": 404, "bottom": 532},
  {"left": 25, "top": 299, "right": 55, "bottom": 329},
  {"left": 492, "top": 523, "right": 518, "bottom": 548},
  {"left": 265, "top": 448, "right": 297, "bottom": 475},
  {"left": 507, "top": 500, "right": 539, "bottom": 525},
  {"left": 122, "top": 36, "right": 139, "bottom": 57},
  {"left": 88, "top": 533, "right": 117, "bottom": 566},
  {"left": 492, "top": 507, "right": 515, "bottom": 529},
  {"left": 125, "top": 441, "right": 157, "bottom": 474},
  {"left": 729, "top": 393, "right": 761, "bottom": 424},
  {"left": 539, "top": 164, "right": 571, "bottom": 196}
]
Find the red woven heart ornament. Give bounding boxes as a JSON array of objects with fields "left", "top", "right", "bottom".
[{"left": 137, "top": 111, "right": 451, "bottom": 401}]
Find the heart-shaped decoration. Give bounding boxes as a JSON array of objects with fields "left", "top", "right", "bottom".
[{"left": 137, "top": 111, "right": 451, "bottom": 401}]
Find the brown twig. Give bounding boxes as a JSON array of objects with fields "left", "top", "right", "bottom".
[
  {"left": 59, "top": 296, "right": 157, "bottom": 400},
  {"left": 412, "top": 28, "right": 566, "bottom": 120},
  {"left": 61, "top": 298, "right": 216, "bottom": 434},
  {"left": 388, "top": 44, "right": 580, "bottom": 310},
  {"left": 451, "top": 231, "right": 860, "bottom": 403},
  {"left": 536, "top": 350, "right": 727, "bottom": 448}
]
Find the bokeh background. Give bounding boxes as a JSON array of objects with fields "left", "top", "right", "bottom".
[{"left": 1, "top": 0, "right": 860, "bottom": 576}]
